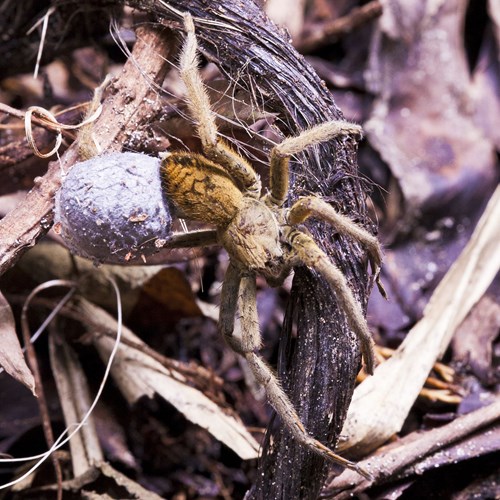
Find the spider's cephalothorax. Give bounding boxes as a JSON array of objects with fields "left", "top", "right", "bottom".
[
  {"left": 163, "top": 151, "right": 284, "bottom": 275},
  {"left": 161, "top": 13, "right": 384, "bottom": 479}
]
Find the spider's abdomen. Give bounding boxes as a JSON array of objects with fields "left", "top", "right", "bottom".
[{"left": 161, "top": 152, "right": 243, "bottom": 226}]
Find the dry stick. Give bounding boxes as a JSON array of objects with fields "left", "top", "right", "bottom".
[
  {"left": 21, "top": 301, "right": 63, "bottom": 500},
  {"left": 339, "top": 185, "right": 500, "bottom": 457},
  {"left": 297, "top": 1, "right": 383, "bottom": 53},
  {"left": 329, "top": 397, "right": 500, "bottom": 498},
  {"left": 0, "top": 25, "right": 175, "bottom": 276}
]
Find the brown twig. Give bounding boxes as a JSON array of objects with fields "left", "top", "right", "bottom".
[
  {"left": 0, "top": 103, "right": 77, "bottom": 139},
  {"left": 325, "top": 398, "right": 500, "bottom": 498},
  {"left": 21, "top": 297, "right": 63, "bottom": 500},
  {"left": 297, "top": 1, "right": 383, "bottom": 53},
  {"left": 0, "top": 25, "right": 175, "bottom": 276}
]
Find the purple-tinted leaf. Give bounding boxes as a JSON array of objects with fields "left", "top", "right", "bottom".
[{"left": 0, "top": 291, "right": 35, "bottom": 395}]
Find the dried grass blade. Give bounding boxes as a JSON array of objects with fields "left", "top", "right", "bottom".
[
  {"left": 49, "top": 334, "right": 104, "bottom": 477},
  {"left": 340, "top": 185, "right": 500, "bottom": 456},
  {"left": 81, "top": 300, "right": 260, "bottom": 460}
]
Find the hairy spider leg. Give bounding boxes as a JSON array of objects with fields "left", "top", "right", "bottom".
[
  {"left": 180, "top": 13, "right": 261, "bottom": 197},
  {"left": 162, "top": 229, "right": 218, "bottom": 248},
  {"left": 284, "top": 227, "right": 375, "bottom": 374},
  {"left": 219, "top": 263, "right": 262, "bottom": 352},
  {"left": 267, "top": 121, "right": 362, "bottom": 207},
  {"left": 218, "top": 262, "right": 243, "bottom": 350},
  {"left": 288, "top": 196, "right": 387, "bottom": 298},
  {"left": 288, "top": 197, "right": 382, "bottom": 274},
  {"left": 219, "top": 261, "right": 372, "bottom": 479},
  {"left": 172, "top": 11, "right": 380, "bottom": 479}
]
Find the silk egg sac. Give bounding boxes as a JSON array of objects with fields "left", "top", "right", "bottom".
[{"left": 54, "top": 152, "right": 172, "bottom": 264}]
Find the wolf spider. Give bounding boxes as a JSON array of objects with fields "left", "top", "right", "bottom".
[{"left": 161, "top": 13, "right": 382, "bottom": 478}]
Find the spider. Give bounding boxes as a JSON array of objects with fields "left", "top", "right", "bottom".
[{"left": 161, "top": 13, "right": 383, "bottom": 479}]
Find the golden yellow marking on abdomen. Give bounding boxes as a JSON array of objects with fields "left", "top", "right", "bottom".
[{"left": 161, "top": 152, "right": 243, "bottom": 226}]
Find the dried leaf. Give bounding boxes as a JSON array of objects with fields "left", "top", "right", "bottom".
[
  {"left": 81, "top": 300, "right": 260, "bottom": 460},
  {"left": 49, "top": 334, "right": 104, "bottom": 477},
  {"left": 327, "top": 399, "right": 500, "bottom": 497},
  {"left": 14, "top": 462, "right": 164, "bottom": 499},
  {"left": 141, "top": 267, "right": 201, "bottom": 317},
  {"left": 365, "top": 1, "right": 496, "bottom": 222},
  {"left": 452, "top": 294, "right": 500, "bottom": 384},
  {"left": 340, "top": 185, "right": 500, "bottom": 456},
  {"left": 0, "top": 290, "right": 35, "bottom": 394}
]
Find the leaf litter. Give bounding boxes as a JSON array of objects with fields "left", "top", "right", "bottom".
[{"left": 0, "top": 1, "right": 499, "bottom": 498}]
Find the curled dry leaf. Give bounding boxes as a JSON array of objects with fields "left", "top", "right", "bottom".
[
  {"left": 80, "top": 299, "right": 260, "bottom": 460},
  {"left": 0, "top": 290, "right": 35, "bottom": 394}
]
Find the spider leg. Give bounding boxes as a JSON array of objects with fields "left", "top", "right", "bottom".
[
  {"left": 245, "top": 352, "right": 371, "bottom": 479},
  {"left": 162, "top": 229, "right": 218, "bottom": 248},
  {"left": 218, "top": 261, "right": 241, "bottom": 348},
  {"left": 288, "top": 196, "right": 386, "bottom": 297},
  {"left": 219, "top": 260, "right": 372, "bottom": 479},
  {"left": 267, "top": 121, "right": 362, "bottom": 207},
  {"left": 285, "top": 227, "right": 376, "bottom": 375},
  {"left": 180, "top": 13, "right": 261, "bottom": 197},
  {"left": 219, "top": 261, "right": 262, "bottom": 353}
]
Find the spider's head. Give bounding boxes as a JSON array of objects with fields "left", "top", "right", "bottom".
[{"left": 218, "top": 198, "right": 283, "bottom": 273}]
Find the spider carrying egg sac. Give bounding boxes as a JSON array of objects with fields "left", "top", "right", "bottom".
[{"left": 54, "top": 152, "right": 172, "bottom": 264}]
